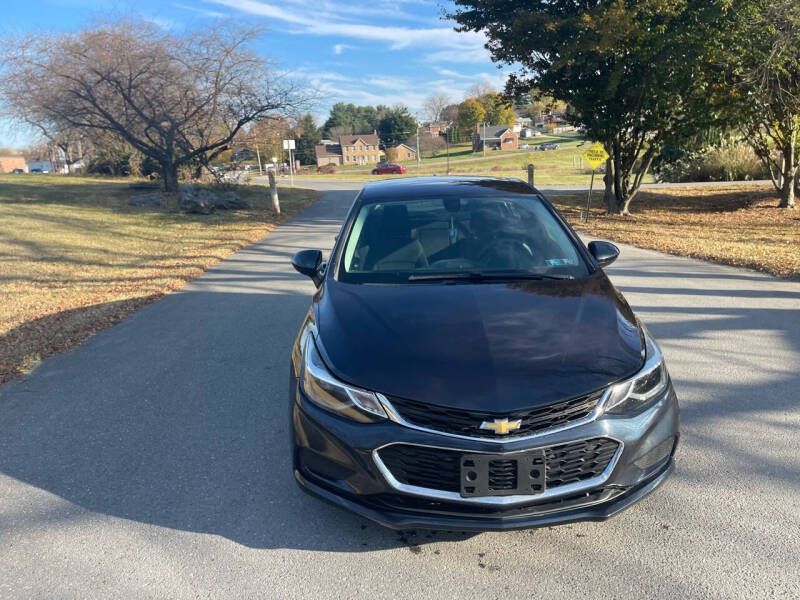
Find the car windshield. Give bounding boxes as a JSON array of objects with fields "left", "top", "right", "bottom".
[{"left": 338, "top": 194, "right": 589, "bottom": 283}]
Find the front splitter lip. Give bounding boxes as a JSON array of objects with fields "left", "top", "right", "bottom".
[{"left": 294, "top": 458, "right": 674, "bottom": 532}]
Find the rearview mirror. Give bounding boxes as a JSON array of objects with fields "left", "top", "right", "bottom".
[
  {"left": 291, "top": 249, "right": 324, "bottom": 285},
  {"left": 588, "top": 241, "right": 619, "bottom": 268}
]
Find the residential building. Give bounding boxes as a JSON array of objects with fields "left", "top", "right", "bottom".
[
  {"left": 314, "top": 144, "right": 343, "bottom": 167},
  {"left": 420, "top": 122, "right": 449, "bottom": 136},
  {"left": 519, "top": 128, "right": 542, "bottom": 138},
  {"left": 339, "top": 133, "right": 381, "bottom": 166},
  {"left": 0, "top": 155, "right": 27, "bottom": 173},
  {"left": 472, "top": 125, "right": 519, "bottom": 152},
  {"left": 386, "top": 144, "right": 416, "bottom": 162},
  {"left": 512, "top": 116, "right": 532, "bottom": 134},
  {"left": 314, "top": 132, "right": 383, "bottom": 167}
]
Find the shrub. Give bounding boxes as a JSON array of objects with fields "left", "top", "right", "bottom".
[{"left": 657, "top": 141, "right": 767, "bottom": 183}]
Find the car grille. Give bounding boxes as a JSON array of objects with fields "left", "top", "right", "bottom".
[
  {"left": 377, "top": 438, "right": 620, "bottom": 493},
  {"left": 385, "top": 390, "right": 604, "bottom": 439}
]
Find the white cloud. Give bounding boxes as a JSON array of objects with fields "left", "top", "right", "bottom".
[
  {"left": 332, "top": 43, "right": 353, "bottom": 55},
  {"left": 172, "top": 2, "right": 225, "bottom": 17},
  {"left": 204, "top": 0, "right": 490, "bottom": 61}
]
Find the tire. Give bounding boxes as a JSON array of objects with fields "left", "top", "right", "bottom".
[{"left": 371, "top": 170, "right": 378, "bottom": 175}]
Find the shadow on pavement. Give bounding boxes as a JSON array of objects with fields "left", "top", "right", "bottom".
[{"left": 1, "top": 195, "right": 798, "bottom": 557}]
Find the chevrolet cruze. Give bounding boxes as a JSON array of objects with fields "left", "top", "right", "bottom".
[{"left": 289, "top": 177, "right": 679, "bottom": 530}]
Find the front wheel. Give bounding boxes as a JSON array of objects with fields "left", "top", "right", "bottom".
[{"left": 371, "top": 169, "right": 378, "bottom": 175}]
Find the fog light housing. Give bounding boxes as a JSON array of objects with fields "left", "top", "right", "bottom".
[{"left": 634, "top": 437, "right": 675, "bottom": 470}]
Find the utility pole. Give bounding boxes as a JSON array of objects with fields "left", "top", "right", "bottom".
[
  {"left": 482, "top": 121, "right": 486, "bottom": 157},
  {"left": 255, "top": 143, "right": 263, "bottom": 176},
  {"left": 445, "top": 129, "right": 450, "bottom": 175},
  {"left": 416, "top": 127, "right": 421, "bottom": 170},
  {"left": 289, "top": 146, "right": 294, "bottom": 186}
]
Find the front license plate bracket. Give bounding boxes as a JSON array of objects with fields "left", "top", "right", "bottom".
[{"left": 460, "top": 450, "right": 546, "bottom": 498}]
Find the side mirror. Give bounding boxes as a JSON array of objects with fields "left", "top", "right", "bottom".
[
  {"left": 588, "top": 241, "right": 620, "bottom": 268},
  {"left": 291, "top": 249, "right": 324, "bottom": 285}
]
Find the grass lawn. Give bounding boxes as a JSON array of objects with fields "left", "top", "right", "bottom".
[
  {"left": 0, "top": 174, "right": 319, "bottom": 385},
  {"left": 306, "top": 139, "right": 638, "bottom": 186},
  {"left": 549, "top": 184, "right": 800, "bottom": 279}
]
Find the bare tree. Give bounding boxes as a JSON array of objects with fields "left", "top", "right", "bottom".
[
  {"left": 24, "top": 120, "right": 89, "bottom": 173},
  {"left": 1, "top": 20, "right": 309, "bottom": 194},
  {"left": 414, "top": 133, "right": 446, "bottom": 157},
  {"left": 328, "top": 125, "right": 354, "bottom": 139},
  {"left": 422, "top": 94, "right": 450, "bottom": 122},
  {"left": 465, "top": 81, "right": 496, "bottom": 100}
]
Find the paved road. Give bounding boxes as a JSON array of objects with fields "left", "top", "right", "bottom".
[
  {"left": 1, "top": 183, "right": 799, "bottom": 599},
  {"left": 270, "top": 177, "right": 774, "bottom": 195}
]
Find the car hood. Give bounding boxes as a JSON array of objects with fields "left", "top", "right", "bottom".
[{"left": 315, "top": 271, "right": 644, "bottom": 412}]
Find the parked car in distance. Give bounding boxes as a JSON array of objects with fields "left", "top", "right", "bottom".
[
  {"left": 539, "top": 142, "right": 559, "bottom": 151},
  {"left": 289, "top": 176, "right": 679, "bottom": 531},
  {"left": 11, "top": 168, "right": 24, "bottom": 173},
  {"left": 29, "top": 168, "right": 43, "bottom": 173},
  {"left": 372, "top": 162, "right": 407, "bottom": 175},
  {"left": 520, "top": 144, "right": 529, "bottom": 149}
]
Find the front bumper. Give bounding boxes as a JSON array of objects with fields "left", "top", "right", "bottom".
[{"left": 291, "top": 376, "right": 679, "bottom": 531}]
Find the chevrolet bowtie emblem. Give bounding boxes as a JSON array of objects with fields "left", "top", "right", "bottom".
[{"left": 480, "top": 418, "right": 522, "bottom": 435}]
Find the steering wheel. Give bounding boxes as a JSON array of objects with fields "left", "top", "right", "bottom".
[{"left": 478, "top": 237, "right": 534, "bottom": 270}]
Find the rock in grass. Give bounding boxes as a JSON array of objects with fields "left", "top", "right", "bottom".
[
  {"left": 217, "top": 191, "right": 251, "bottom": 210},
  {"left": 175, "top": 185, "right": 250, "bottom": 214}
]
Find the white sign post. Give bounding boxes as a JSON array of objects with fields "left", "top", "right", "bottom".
[{"left": 283, "top": 139, "right": 296, "bottom": 186}]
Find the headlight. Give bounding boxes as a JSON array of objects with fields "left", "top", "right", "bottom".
[
  {"left": 605, "top": 330, "right": 670, "bottom": 415},
  {"left": 301, "top": 336, "right": 387, "bottom": 423}
]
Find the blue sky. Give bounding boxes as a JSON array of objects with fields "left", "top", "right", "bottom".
[{"left": 1, "top": 0, "right": 512, "bottom": 149}]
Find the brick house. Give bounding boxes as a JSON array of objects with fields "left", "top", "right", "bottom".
[
  {"left": 421, "top": 121, "right": 449, "bottom": 136},
  {"left": 338, "top": 133, "right": 381, "bottom": 165},
  {"left": 0, "top": 155, "right": 27, "bottom": 173},
  {"left": 472, "top": 125, "right": 519, "bottom": 152},
  {"left": 314, "top": 132, "right": 382, "bottom": 167},
  {"left": 386, "top": 143, "right": 416, "bottom": 162}
]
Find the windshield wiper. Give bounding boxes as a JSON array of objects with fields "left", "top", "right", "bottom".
[{"left": 407, "top": 271, "right": 573, "bottom": 282}]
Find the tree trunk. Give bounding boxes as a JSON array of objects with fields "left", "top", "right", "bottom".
[
  {"left": 778, "top": 141, "right": 797, "bottom": 209},
  {"left": 161, "top": 162, "right": 179, "bottom": 194},
  {"left": 603, "top": 156, "right": 615, "bottom": 213},
  {"left": 607, "top": 141, "right": 625, "bottom": 215},
  {"left": 779, "top": 168, "right": 796, "bottom": 208}
]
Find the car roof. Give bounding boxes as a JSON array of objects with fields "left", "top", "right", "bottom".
[{"left": 359, "top": 176, "right": 538, "bottom": 203}]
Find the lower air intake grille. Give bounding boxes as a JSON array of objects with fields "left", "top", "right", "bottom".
[{"left": 377, "top": 438, "right": 619, "bottom": 493}]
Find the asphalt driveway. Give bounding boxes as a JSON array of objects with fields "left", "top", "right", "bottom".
[{"left": 1, "top": 184, "right": 798, "bottom": 599}]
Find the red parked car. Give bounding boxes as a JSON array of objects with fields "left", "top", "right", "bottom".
[{"left": 371, "top": 162, "right": 406, "bottom": 175}]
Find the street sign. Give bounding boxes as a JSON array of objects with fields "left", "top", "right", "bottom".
[
  {"left": 582, "top": 142, "right": 609, "bottom": 170},
  {"left": 580, "top": 142, "right": 609, "bottom": 224},
  {"left": 282, "top": 139, "right": 296, "bottom": 150}
]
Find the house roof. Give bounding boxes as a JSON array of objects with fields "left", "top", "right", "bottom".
[
  {"left": 338, "top": 133, "right": 379, "bottom": 147},
  {"left": 476, "top": 125, "right": 515, "bottom": 140},
  {"left": 314, "top": 144, "right": 342, "bottom": 158},
  {"left": 391, "top": 143, "right": 416, "bottom": 152}
]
